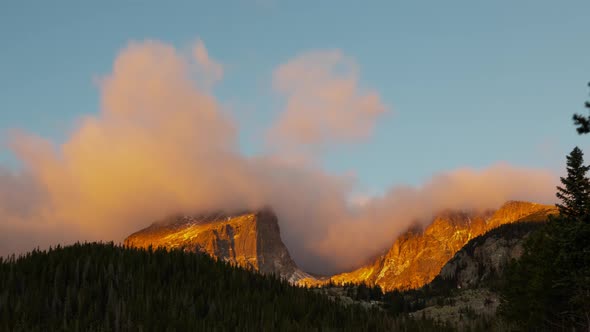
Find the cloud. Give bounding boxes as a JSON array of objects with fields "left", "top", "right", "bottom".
[
  {"left": 312, "top": 163, "right": 558, "bottom": 271},
  {"left": 0, "top": 168, "right": 45, "bottom": 220},
  {"left": 268, "top": 50, "right": 388, "bottom": 151},
  {"left": 5, "top": 39, "right": 255, "bottom": 245},
  {"left": 192, "top": 39, "right": 224, "bottom": 88},
  {"left": 0, "top": 39, "right": 558, "bottom": 275}
]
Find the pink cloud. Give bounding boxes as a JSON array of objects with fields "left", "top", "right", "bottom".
[
  {"left": 268, "top": 50, "right": 388, "bottom": 150},
  {"left": 313, "top": 163, "right": 558, "bottom": 271}
]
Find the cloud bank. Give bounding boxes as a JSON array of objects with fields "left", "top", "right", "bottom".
[{"left": 0, "top": 39, "right": 558, "bottom": 274}]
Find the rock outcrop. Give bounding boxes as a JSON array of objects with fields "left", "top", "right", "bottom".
[
  {"left": 124, "top": 209, "right": 310, "bottom": 283},
  {"left": 407, "top": 220, "right": 547, "bottom": 327},
  {"left": 436, "top": 221, "right": 544, "bottom": 289}
]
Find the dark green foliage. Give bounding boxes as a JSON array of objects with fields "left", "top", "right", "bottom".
[
  {"left": 572, "top": 82, "right": 590, "bottom": 134},
  {"left": 556, "top": 147, "right": 590, "bottom": 220},
  {"left": 0, "top": 243, "right": 444, "bottom": 331},
  {"left": 340, "top": 282, "right": 384, "bottom": 302},
  {"left": 499, "top": 94, "right": 590, "bottom": 329},
  {"left": 499, "top": 218, "right": 590, "bottom": 330},
  {"left": 382, "top": 289, "right": 428, "bottom": 314},
  {"left": 499, "top": 147, "right": 590, "bottom": 329}
]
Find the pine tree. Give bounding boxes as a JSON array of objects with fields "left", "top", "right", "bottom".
[
  {"left": 555, "top": 146, "right": 590, "bottom": 221},
  {"left": 573, "top": 82, "right": 590, "bottom": 134}
]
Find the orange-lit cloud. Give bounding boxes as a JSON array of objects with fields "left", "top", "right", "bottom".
[
  {"left": 0, "top": 39, "right": 558, "bottom": 275},
  {"left": 268, "top": 50, "right": 388, "bottom": 151},
  {"left": 5, "top": 39, "right": 260, "bottom": 245}
]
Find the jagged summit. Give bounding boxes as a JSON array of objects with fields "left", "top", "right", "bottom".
[
  {"left": 299, "top": 201, "right": 557, "bottom": 291},
  {"left": 125, "top": 200, "right": 557, "bottom": 291},
  {"left": 487, "top": 200, "right": 553, "bottom": 228},
  {"left": 124, "top": 208, "right": 310, "bottom": 283}
]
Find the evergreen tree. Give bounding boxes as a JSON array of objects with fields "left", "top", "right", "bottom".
[
  {"left": 500, "top": 145, "right": 590, "bottom": 330},
  {"left": 573, "top": 82, "right": 590, "bottom": 134},
  {"left": 555, "top": 146, "right": 590, "bottom": 221}
]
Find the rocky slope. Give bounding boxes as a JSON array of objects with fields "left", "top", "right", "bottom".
[
  {"left": 407, "top": 221, "right": 546, "bottom": 327},
  {"left": 301, "top": 201, "right": 557, "bottom": 291},
  {"left": 124, "top": 208, "right": 311, "bottom": 283},
  {"left": 435, "top": 221, "right": 544, "bottom": 289}
]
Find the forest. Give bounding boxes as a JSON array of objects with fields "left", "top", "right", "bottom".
[{"left": 0, "top": 243, "right": 447, "bottom": 331}]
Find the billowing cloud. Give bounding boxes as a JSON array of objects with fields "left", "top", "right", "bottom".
[
  {"left": 268, "top": 50, "right": 387, "bottom": 151},
  {"left": 0, "top": 39, "right": 558, "bottom": 275},
  {"left": 4, "top": 39, "right": 257, "bottom": 245}
]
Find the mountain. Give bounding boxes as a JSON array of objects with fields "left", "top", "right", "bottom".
[
  {"left": 124, "top": 208, "right": 310, "bottom": 283},
  {"left": 301, "top": 201, "right": 557, "bottom": 291},
  {"left": 125, "top": 200, "right": 557, "bottom": 291}
]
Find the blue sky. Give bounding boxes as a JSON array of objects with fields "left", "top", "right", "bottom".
[{"left": 1, "top": 0, "right": 589, "bottom": 195}]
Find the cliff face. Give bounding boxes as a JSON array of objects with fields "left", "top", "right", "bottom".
[
  {"left": 301, "top": 201, "right": 557, "bottom": 291},
  {"left": 406, "top": 221, "right": 547, "bottom": 326},
  {"left": 124, "top": 209, "right": 310, "bottom": 283},
  {"left": 436, "top": 221, "right": 544, "bottom": 289}
]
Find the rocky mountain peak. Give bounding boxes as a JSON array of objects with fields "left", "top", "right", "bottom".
[
  {"left": 124, "top": 209, "right": 310, "bottom": 283},
  {"left": 487, "top": 200, "right": 555, "bottom": 229},
  {"left": 300, "top": 201, "right": 557, "bottom": 291},
  {"left": 125, "top": 200, "right": 557, "bottom": 291}
]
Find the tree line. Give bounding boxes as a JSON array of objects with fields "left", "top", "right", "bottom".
[{"left": 0, "top": 243, "right": 449, "bottom": 331}]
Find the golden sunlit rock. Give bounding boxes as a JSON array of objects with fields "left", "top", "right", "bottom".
[
  {"left": 124, "top": 208, "right": 311, "bottom": 283},
  {"left": 125, "top": 200, "right": 556, "bottom": 291},
  {"left": 299, "top": 201, "right": 557, "bottom": 291}
]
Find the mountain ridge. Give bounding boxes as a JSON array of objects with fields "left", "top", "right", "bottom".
[
  {"left": 299, "top": 200, "right": 557, "bottom": 291},
  {"left": 124, "top": 200, "right": 557, "bottom": 290}
]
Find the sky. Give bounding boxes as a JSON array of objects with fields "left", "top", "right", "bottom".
[{"left": 0, "top": 1, "right": 589, "bottom": 274}]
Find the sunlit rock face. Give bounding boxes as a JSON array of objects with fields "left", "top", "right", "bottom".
[
  {"left": 125, "top": 201, "right": 556, "bottom": 290},
  {"left": 300, "top": 201, "right": 557, "bottom": 291},
  {"left": 124, "top": 209, "right": 311, "bottom": 283}
]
